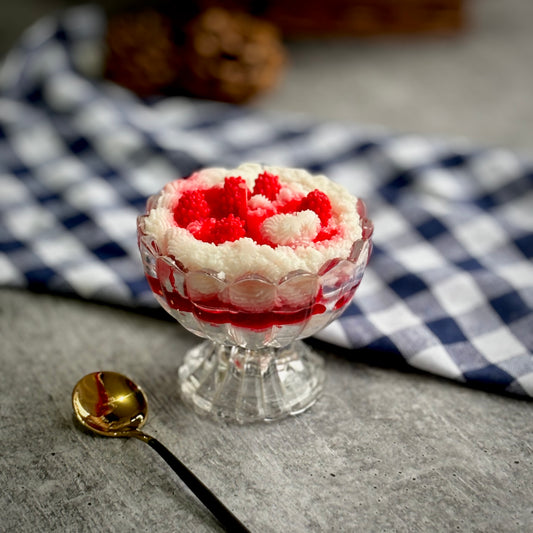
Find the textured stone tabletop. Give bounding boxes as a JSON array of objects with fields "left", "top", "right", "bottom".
[
  {"left": 1, "top": 289, "right": 532, "bottom": 532},
  {"left": 1, "top": 1, "right": 533, "bottom": 531}
]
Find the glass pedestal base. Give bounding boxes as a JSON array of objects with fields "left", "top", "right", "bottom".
[{"left": 178, "top": 340, "right": 325, "bottom": 423}]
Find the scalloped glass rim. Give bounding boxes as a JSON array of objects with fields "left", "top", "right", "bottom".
[{"left": 138, "top": 225, "right": 371, "bottom": 314}]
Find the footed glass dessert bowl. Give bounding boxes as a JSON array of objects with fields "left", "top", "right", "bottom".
[{"left": 137, "top": 163, "right": 373, "bottom": 423}]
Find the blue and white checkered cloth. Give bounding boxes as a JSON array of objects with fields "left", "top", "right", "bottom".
[{"left": 1, "top": 6, "right": 532, "bottom": 397}]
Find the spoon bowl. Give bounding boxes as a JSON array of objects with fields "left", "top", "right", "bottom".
[
  {"left": 72, "top": 371, "right": 249, "bottom": 533},
  {"left": 72, "top": 371, "right": 148, "bottom": 437}
]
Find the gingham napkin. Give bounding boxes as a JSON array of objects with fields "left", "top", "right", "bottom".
[{"left": 1, "top": 6, "right": 532, "bottom": 397}]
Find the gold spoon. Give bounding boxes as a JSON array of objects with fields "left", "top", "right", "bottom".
[{"left": 72, "top": 371, "right": 250, "bottom": 533}]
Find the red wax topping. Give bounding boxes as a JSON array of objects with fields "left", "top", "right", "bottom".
[
  {"left": 174, "top": 190, "right": 210, "bottom": 227},
  {"left": 172, "top": 174, "right": 337, "bottom": 245},
  {"left": 299, "top": 189, "right": 332, "bottom": 225},
  {"left": 221, "top": 176, "right": 249, "bottom": 219},
  {"left": 203, "top": 186, "right": 224, "bottom": 217},
  {"left": 315, "top": 226, "right": 339, "bottom": 242},
  {"left": 277, "top": 197, "right": 305, "bottom": 215},
  {"left": 252, "top": 171, "right": 281, "bottom": 200},
  {"left": 246, "top": 208, "right": 274, "bottom": 245},
  {"left": 187, "top": 217, "right": 217, "bottom": 242},
  {"left": 188, "top": 215, "right": 246, "bottom": 243},
  {"left": 211, "top": 214, "right": 246, "bottom": 244}
]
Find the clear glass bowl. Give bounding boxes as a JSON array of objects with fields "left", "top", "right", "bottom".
[{"left": 137, "top": 198, "right": 373, "bottom": 423}]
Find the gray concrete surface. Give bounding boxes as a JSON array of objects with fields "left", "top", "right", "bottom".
[
  {"left": 1, "top": 1, "right": 532, "bottom": 532},
  {"left": 1, "top": 290, "right": 532, "bottom": 532}
]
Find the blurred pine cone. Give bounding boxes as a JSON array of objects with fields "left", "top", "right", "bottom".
[
  {"left": 180, "top": 7, "right": 286, "bottom": 103},
  {"left": 104, "top": 9, "right": 182, "bottom": 97}
]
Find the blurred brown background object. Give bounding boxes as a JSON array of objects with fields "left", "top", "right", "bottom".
[
  {"left": 198, "top": 0, "right": 464, "bottom": 37},
  {"left": 102, "top": 0, "right": 462, "bottom": 100},
  {"left": 1, "top": 1, "right": 533, "bottom": 150},
  {"left": 105, "top": 9, "right": 181, "bottom": 96},
  {"left": 180, "top": 7, "right": 286, "bottom": 103},
  {"left": 104, "top": 5, "right": 286, "bottom": 102}
]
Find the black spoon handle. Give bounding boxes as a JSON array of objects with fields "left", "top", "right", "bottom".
[{"left": 141, "top": 434, "right": 251, "bottom": 533}]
